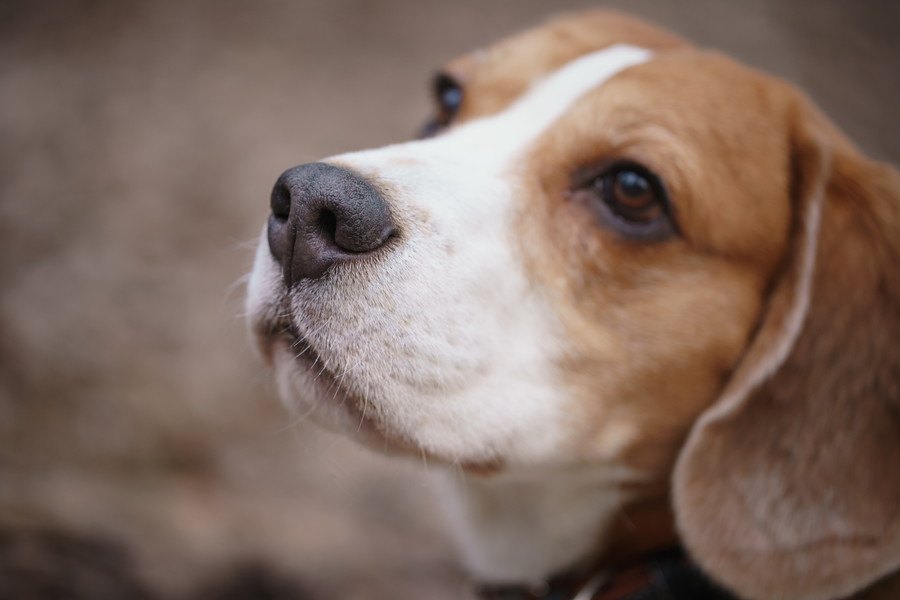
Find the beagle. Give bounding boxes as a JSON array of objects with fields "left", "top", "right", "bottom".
[{"left": 246, "top": 10, "right": 900, "bottom": 600}]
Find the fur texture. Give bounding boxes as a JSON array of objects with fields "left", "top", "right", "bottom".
[{"left": 247, "top": 10, "right": 900, "bottom": 599}]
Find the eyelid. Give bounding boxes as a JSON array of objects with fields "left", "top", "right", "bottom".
[{"left": 571, "top": 159, "right": 621, "bottom": 189}]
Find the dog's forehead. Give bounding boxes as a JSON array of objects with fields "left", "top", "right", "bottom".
[{"left": 443, "top": 10, "right": 688, "bottom": 121}]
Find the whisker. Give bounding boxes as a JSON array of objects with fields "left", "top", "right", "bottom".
[
  {"left": 222, "top": 272, "right": 252, "bottom": 314},
  {"left": 229, "top": 236, "right": 265, "bottom": 252},
  {"left": 273, "top": 399, "right": 323, "bottom": 434}
]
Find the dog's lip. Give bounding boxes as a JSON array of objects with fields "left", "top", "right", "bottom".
[
  {"left": 250, "top": 308, "right": 310, "bottom": 361},
  {"left": 269, "top": 330, "right": 418, "bottom": 454},
  {"left": 254, "top": 317, "right": 507, "bottom": 474},
  {"left": 254, "top": 317, "right": 327, "bottom": 373},
  {"left": 280, "top": 325, "right": 324, "bottom": 370},
  {"left": 255, "top": 316, "right": 359, "bottom": 412}
]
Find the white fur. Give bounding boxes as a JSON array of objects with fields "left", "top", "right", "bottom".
[
  {"left": 246, "top": 44, "right": 653, "bottom": 581},
  {"left": 434, "top": 465, "right": 644, "bottom": 585}
]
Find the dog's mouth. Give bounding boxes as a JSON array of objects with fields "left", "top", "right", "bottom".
[
  {"left": 253, "top": 313, "right": 422, "bottom": 455},
  {"left": 276, "top": 324, "right": 325, "bottom": 372},
  {"left": 255, "top": 315, "right": 344, "bottom": 396},
  {"left": 253, "top": 313, "right": 504, "bottom": 473}
]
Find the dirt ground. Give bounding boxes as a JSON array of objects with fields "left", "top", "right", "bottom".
[{"left": 0, "top": 1, "right": 898, "bottom": 598}]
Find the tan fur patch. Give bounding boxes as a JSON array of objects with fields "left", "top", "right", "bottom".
[
  {"left": 674, "top": 99, "right": 900, "bottom": 599},
  {"left": 508, "top": 51, "right": 810, "bottom": 478},
  {"left": 439, "top": 10, "right": 688, "bottom": 124}
]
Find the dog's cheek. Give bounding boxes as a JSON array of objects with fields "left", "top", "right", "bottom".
[{"left": 354, "top": 225, "right": 572, "bottom": 464}]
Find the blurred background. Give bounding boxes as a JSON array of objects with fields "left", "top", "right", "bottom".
[{"left": 0, "top": 1, "right": 897, "bottom": 598}]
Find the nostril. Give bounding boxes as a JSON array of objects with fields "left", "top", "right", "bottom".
[
  {"left": 267, "top": 213, "right": 291, "bottom": 269},
  {"left": 317, "top": 209, "right": 338, "bottom": 244},
  {"left": 270, "top": 180, "right": 291, "bottom": 221}
]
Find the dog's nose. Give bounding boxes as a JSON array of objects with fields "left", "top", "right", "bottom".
[{"left": 267, "top": 162, "right": 397, "bottom": 284}]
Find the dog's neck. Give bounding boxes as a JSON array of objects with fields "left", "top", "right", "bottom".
[{"left": 432, "top": 464, "right": 666, "bottom": 586}]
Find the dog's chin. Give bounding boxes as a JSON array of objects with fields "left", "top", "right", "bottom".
[
  {"left": 257, "top": 329, "right": 505, "bottom": 474},
  {"left": 258, "top": 330, "right": 423, "bottom": 460}
]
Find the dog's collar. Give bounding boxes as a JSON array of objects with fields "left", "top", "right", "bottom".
[
  {"left": 474, "top": 564, "right": 643, "bottom": 600},
  {"left": 474, "top": 551, "right": 735, "bottom": 600}
]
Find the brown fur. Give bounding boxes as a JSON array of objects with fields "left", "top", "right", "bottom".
[
  {"left": 674, "top": 95, "right": 900, "bottom": 599},
  {"left": 515, "top": 52, "right": 801, "bottom": 480},
  {"left": 440, "top": 11, "right": 900, "bottom": 599},
  {"left": 442, "top": 10, "right": 687, "bottom": 123}
]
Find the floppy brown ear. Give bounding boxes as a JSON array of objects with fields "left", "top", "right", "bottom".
[{"left": 673, "top": 98, "right": 900, "bottom": 600}]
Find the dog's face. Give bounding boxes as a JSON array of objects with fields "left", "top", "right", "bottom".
[
  {"left": 247, "top": 13, "right": 787, "bottom": 473},
  {"left": 248, "top": 11, "right": 900, "bottom": 600}
]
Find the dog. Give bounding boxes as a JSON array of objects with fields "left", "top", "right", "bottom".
[{"left": 246, "top": 10, "right": 900, "bottom": 600}]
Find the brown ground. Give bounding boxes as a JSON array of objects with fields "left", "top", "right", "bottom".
[{"left": 0, "top": 1, "right": 898, "bottom": 598}]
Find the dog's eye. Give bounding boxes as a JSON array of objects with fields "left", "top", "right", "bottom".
[
  {"left": 419, "top": 73, "right": 464, "bottom": 138},
  {"left": 434, "top": 73, "right": 463, "bottom": 119},
  {"left": 580, "top": 162, "right": 675, "bottom": 240},
  {"left": 435, "top": 73, "right": 463, "bottom": 117},
  {"left": 602, "top": 168, "right": 661, "bottom": 223}
]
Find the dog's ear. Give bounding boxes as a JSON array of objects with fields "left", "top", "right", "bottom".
[{"left": 673, "top": 96, "right": 900, "bottom": 600}]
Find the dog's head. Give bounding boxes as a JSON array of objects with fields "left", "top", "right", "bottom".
[{"left": 247, "top": 10, "right": 900, "bottom": 600}]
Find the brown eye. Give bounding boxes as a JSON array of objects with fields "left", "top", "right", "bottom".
[
  {"left": 583, "top": 161, "right": 675, "bottom": 240},
  {"left": 604, "top": 169, "right": 663, "bottom": 223}
]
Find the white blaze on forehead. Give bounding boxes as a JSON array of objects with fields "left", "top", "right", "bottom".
[
  {"left": 451, "top": 43, "right": 653, "bottom": 161},
  {"left": 517, "top": 44, "right": 652, "bottom": 120},
  {"left": 338, "top": 44, "right": 653, "bottom": 170}
]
